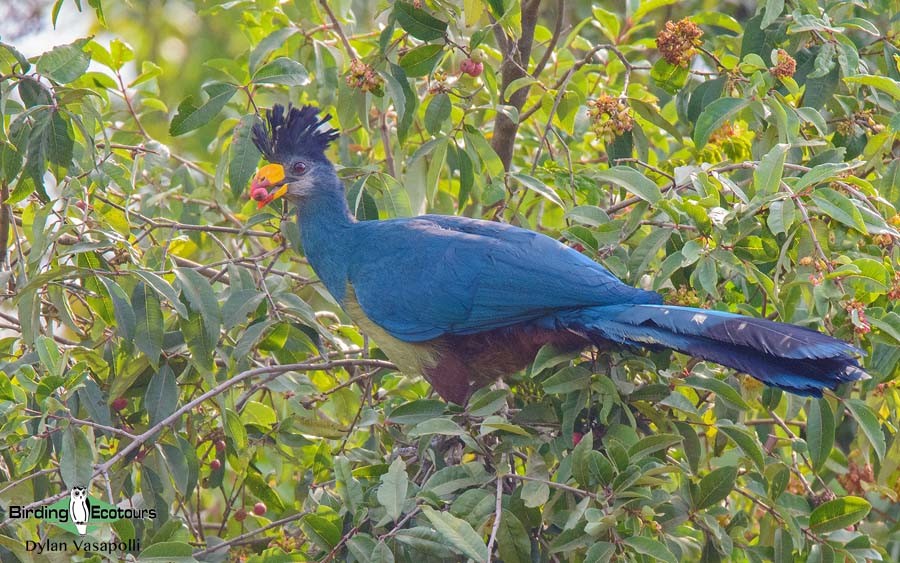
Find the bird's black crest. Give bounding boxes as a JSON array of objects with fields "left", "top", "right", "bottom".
[{"left": 252, "top": 104, "right": 339, "bottom": 163}]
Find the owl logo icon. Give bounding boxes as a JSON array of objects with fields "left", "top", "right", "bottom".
[{"left": 68, "top": 487, "right": 90, "bottom": 535}]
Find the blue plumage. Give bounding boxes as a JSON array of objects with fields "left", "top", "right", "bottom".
[{"left": 251, "top": 104, "right": 866, "bottom": 404}]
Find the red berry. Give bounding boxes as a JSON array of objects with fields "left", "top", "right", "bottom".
[
  {"left": 234, "top": 508, "right": 247, "bottom": 522},
  {"left": 572, "top": 432, "right": 583, "bottom": 446},
  {"left": 215, "top": 440, "right": 226, "bottom": 453},
  {"left": 253, "top": 502, "right": 267, "bottom": 516},
  {"left": 469, "top": 61, "right": 484, "bottom": 77},
  {"left": 460, "top": 59, "right": 473, "bottom": 75},
  {"left": 251, "top": 187, "right": 269, "bottom": 201},
  {"left": 111, "top": 397, "right": 127, "bottom": 411},
  {"left": 210, "top": 459, "right": 222, "bottom": 471}
]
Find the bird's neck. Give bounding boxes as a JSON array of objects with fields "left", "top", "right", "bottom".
[{"left": 296, "top": 175, "right": 356, "bottom": 302}]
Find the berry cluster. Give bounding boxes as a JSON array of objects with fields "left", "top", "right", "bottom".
[
  {"left": 587, "top": 94, "right": 634, "bottom": 141},
  {"left": 460, "top": 58, "right": 483, "bottom": 77},
  {"left": 656, "top": 19, "right": 703, "bottom": 67},
  {"left": 251, "top": 187, "right": 269, "bottom": 202},
  {"left": 770, "top": 49, "right": 796, "bottom": 79},
  {"left": 346, "top": 58, "right": 383, "bottom": 94}
]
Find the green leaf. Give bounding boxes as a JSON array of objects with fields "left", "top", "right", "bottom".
[
  {"left": 806, "top": 399, "right": 835, "bottom": 472},
  {"left": 245, "top": 471, "right": 286, "bottom": 512},
  {"left": 36, "top": 38, "right": 91, "bottom": 83},
  {"left": 632, "top": 0, "right": 679, "bottom": 22},
  {"left": 378, "top": 458, "right": 409, "bottom": 521},
  {"left": 394, "top": 527, "right": 450, "bottom": 556},
  {"left": 767, "top": 198, "right": 795, "bottom": 235},
  {"left": 408, "top": 417, "right": 466, "bottom": 437},
  {"left": 693, "top": 465, "right": 737, "bottom": 510},
  {"left": 542, "top": 366, "right": 591, "bottom": 394},
  {"left": 623, "top": 536, "right": 678, "bottom": 563},
  {"left": 467, "top": 388, "right": 509, "bottom": 417},
  {"left": 810, "top": 187, "right": 868, "bottom": 234},
  {"left": 400, "top": 44, "right": 444, "bottom": 77},
  {"left": 252, "top": 57, "right": 310, "bottom": 86},
  {"left": 249, "top": 28, "right": 297, "bottom": 73},
  {"left": 388, "top": 399, "right": 446, "bottom": 425},
  {"left": 421, "top": 506, "right": 489, "bottom": 561},
  {"left": 174, "top": 267, "right": 221, "bottom": 342},
  {"left": 424, "top": 93, "right": 451, "bottom": 135},
  {"left": 99, "top": 277, "right": 136, "bottom": 341},
  {"left": 694, "top": 97, "right": 750, "bottom": 148},
  {"left": 717, "top": 421, "right": 766, "bottom": 472},
  {"left": 224, "top": 408, "right": 248, "bottom": 451},
  {"left": 627, "top": 433, "right": 683, "bottom": 461},
  {"left": 497, "top": 510, "right": 531, "bottom": 563},
  {"left": 222, "top": 289, "right": 266, "bottom": 330},
  {"left": 695, "top": 256, "right": 718, "bottom": 298},
  {"left": 844, "top": 74, "right": 900, "bottom": 100},
  {"left": 809, "top": 496, "right": 871, "bottom": 533},
  {"left": 60, "top": 426, "right": 94, "bottom": 489},
  {"left": 144, "top": 365, "right": 177, "bottom": 427},
  {"left": 793, "top": 162, "right": 849, "bottom": 191},
  {"left": 845, "top": 399, "right": 886, "bottom": 460},
  {"left": 394, "top": 2, "right": 448, "bottom": 41},
  {"left": 651, "top": 58, "right": 689, "bottom": 95},
  {"left": 132, "top": 282, "right": 164, "bottom": 367},
  {"left": 133, "top": 271, "right": 188, "bottom": 319},
  {"left": 300, "top": 514, "right": 342, "bottom": 550},
  {"left": 138, "top": 541, "right": 195, "bottom": 562},
  {"left": 761, "top": 0, "right": 785, "bottom": 29},
  {"left": 753, "top": 143, "right": 788, "bottom": 195},
  {"left": 682, "top": 375, "right": 750, "bottom": 410},
  {"left": 169, "top": 82, "right": 237, "bottom": 136},
  {"left": 592, "top": 166, "right": 662, "bottom": 204},
  {"left": 228, "top": 114, "right": 262, "bottom": 196}
]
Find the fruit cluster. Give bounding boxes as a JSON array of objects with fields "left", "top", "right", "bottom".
[
  {"left": 656, "top": 19, "right": 703, "bottom": 67},
  {"left": 460, "top": 57, "right": 483, "bottom": 77},
  {"left": 770, "top": 49, "right": 796, "bottom": 79},
  {"left": 346, "top": 58, "right": 384, "bottom": 93},
  {"left": 586, "top": 94, "right": 634, "bottom": 141}
]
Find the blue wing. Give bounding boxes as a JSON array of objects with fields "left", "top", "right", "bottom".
[{"left": 346, "top": 215, "right": 660, "bottom": 342}]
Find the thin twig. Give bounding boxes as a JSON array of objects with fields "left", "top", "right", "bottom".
[
  {"left": 193, "top": 510, "right": 312, "bottom": 557},
  {"left": 318, "top": 0, "right": 358, "bottom": 59},
  {"left": 486, "top": 476, "right": 504, "bottom": 562}
]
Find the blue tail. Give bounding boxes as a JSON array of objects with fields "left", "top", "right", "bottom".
[{"left": 557, "top": 305, "right": 866, "bottom": 396}]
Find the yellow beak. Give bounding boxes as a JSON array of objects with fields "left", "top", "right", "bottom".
[{"left": 250, "top": 163, "right": 288, "bottom": 209}]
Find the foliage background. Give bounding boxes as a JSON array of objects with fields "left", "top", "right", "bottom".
[{"left": 0, "top": 0, "right": 899, "bottom": 561}]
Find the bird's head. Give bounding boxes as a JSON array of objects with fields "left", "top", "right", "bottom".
[{"left": 249, "top": 104, "right": 339, "bottom": 209}]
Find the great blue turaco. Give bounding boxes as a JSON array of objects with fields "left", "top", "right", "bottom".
[{"left": 248, "top": 103, "right": 866, "bottom": 405}]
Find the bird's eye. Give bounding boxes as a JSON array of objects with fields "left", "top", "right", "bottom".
[{"left": 292, "top": 162, "right": 308, "bottom": 175}]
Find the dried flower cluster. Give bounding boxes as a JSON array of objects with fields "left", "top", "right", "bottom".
[
  {"left": 587, "top": 94, "right": 634, "bottom": 141},
  {"left": 888, "top": 271, "right": 900, "bottom": 301},
  {"left": 667, "top": 285, "right": 701, "bottom": 307},
  {"left": 845, "top": 299, "right": 871, "bottom": 335},
  {"left": 770, "top": 49, "right": 796, "bottom": 79},
  {"left": 346, "top": 58, "right": 383, "bottom": 94},
  {"left": 657, "top": 19, "right": 703, "bottom": 67},
  {"left": 837, "top": 462, "right": 874, "bottom": 495}
]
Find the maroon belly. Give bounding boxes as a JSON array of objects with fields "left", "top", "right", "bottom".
[{"left": 422, "top": 325, "right": 587, "bottom": 404}]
